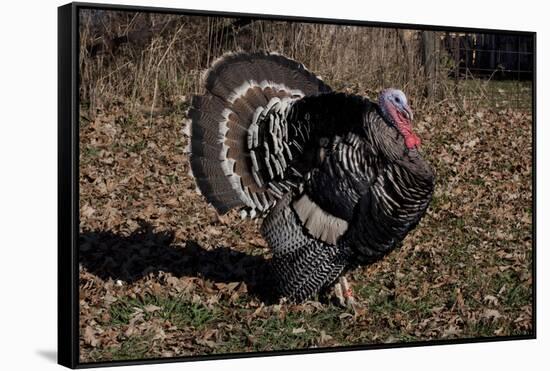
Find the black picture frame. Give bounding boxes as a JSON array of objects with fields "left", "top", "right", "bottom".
[{"left": 58, "top": 2, "right": 536, "bottom": 368}]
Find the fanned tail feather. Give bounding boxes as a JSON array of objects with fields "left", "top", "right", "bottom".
[{"left": 188, "top": 51, "right": 331, "bottom": 215}]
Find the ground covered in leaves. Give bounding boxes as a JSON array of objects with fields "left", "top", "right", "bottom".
[{"left": 78, "top": 99, "right": 533, "bottom": 363}]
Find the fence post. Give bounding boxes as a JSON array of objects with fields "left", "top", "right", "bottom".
[{"left": 422, "top": 31, "right": 439, "bottom": 101}]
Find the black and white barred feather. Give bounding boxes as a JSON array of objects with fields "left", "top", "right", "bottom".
[{"left": 187, "top": 51, "right": 435, "bottom": 302}]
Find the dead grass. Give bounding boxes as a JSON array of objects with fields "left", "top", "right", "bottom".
[{"left": 79, "top": 10, "right": 453, "bottom": 119}]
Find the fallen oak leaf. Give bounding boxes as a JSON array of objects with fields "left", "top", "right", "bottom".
[
  {"left": 83, "top": 326, "right": 100, "bottom": 347},
  {"left": 144, "top": 304, "right": 162, "bottom": 313},
  {"left": 196, "top": 338, "right": 217, "bottom": 348},
  {"left": 339, "top": 313, "right": 354, "bottom": 320},
  {"left": 482, "top": 309, "right": 503, "bottom": 322},
  {"left": 483, "top": 295, "right": 499, "bottom": 306},
  {"left": 442, "top": 325, "right": 462, "bottom": 338},
  {"left": 319, "top": 330, "right": 333, "bottom": 344}
]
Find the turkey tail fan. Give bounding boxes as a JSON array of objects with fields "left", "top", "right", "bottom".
[{"left": 188, "top": 51, "right": 331, "bottom": 215}]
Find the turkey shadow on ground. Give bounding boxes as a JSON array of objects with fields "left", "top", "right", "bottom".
[{"left": 78, "top": 221, "right": 277, "bottom": 303}]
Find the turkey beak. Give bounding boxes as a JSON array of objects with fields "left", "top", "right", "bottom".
[{"left": 402, "top": 105, "right": 414, "bottom": 121}]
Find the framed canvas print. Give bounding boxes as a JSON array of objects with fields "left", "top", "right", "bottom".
[{"left": 58, "top": 2, "right": 536, "bottom": 368}]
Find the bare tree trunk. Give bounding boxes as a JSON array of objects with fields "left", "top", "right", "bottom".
[
  {"left": 422, "top": 31, "right": 439, "bottom": 100},
  {"left": 397, "top": 29, "right": 411, "bottom": 83},
  {"left": 453, "top": 34, "right": 462, "bottom": 104}
]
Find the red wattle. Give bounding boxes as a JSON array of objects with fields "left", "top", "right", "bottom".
[
  {"left": 389, "top": 105, "right": 421, "bottom": 149},
  {"left": 387, "top": 104, "right": 420, "bottom": 149},
  {"left": 405, "top": 133, "right": 421, "bottom": 149}
]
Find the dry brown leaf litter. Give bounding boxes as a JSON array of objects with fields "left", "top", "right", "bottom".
[{"left": 78, "top": 101, "right": 532, "bottom": 362}]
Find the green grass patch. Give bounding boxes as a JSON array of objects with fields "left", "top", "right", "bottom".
[
  {"left": 108, "top": 294, "right": 220, "bottom": 330},
  {"left": 107, "top": 334, "right": 154, "bottom": 361},
  {"left": 83, "top": 146, "right": 100, "bottom": 158},
  {"left": 127, "top": 140, "right": 147, "bottom": 153},
  {"left": 456, "top": 80, "right": 532, "bottom": 110},
  {"left": 247, "top": 308, "right": 345, "bottom": 351}
]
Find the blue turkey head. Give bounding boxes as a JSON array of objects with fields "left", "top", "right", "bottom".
[{"left": 379, "top": 88, "right": 420, "bottom": 149}]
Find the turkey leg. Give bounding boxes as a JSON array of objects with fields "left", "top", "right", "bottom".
[{"left": 334, "top": 276, "right": 357, "bottom": 309}]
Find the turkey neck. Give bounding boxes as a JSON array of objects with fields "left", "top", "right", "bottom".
[{"left": 360, "top": 105, "right": 433, "bottom": 183}]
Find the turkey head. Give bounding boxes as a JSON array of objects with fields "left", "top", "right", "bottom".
[{"left": 378, "top": 89, "right": 421, "bottom": 149}]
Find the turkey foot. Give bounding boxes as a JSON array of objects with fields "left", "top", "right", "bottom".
[{"left": 334, "top": 276, "right": 361, "bottom": 314}]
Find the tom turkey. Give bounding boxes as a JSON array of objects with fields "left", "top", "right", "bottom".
[{"left": 187, "top": 51, "right": 435, "bottom": 306}]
